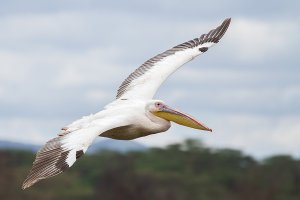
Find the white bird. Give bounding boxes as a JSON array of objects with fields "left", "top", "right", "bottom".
[{"left": 22, "top": 18, "right": 231, "bottom": 189}]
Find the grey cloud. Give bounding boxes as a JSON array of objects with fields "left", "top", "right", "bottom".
[
  {"left": 0, "top": 0, "right": 299, "bottom": 20},
  {"left": 0, "top": 1, "right": 299, "bottom": 158}
]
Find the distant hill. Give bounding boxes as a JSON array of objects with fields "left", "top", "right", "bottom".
[
  {"left": 0, "top": 139, "right": 147, "bottom": 153},
  {"left": 0, "top": 140, "right": 40, "bottom": 152}
]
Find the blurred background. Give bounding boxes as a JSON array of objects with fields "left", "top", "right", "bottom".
[{"left": 0, "top": 0, "right": 299, "bottom": 199}]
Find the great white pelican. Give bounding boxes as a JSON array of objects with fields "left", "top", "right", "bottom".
[{"left": 22, "top": 18, "right": 231, "bottom": 189}]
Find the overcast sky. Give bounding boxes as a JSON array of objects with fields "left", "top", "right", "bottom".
[{"left": 0, "top": 0, "right": 299, "bottom": 158}]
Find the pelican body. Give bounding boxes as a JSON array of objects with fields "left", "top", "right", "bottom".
[{"left": 22, "top": 18, "right": 231, "bottom": 189}]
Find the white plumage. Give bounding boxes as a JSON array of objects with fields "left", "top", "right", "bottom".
[{"left": 22, "top": 18, "right": 231, "bottom": 189}]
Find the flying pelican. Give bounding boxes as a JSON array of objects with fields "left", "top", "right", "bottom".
[{"left": 22, "top": 18, "right": 231, "bottom": 189}]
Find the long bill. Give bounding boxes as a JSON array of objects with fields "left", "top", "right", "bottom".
[{"left": 153, "top": 105, "right": 212, "bottom": 132}]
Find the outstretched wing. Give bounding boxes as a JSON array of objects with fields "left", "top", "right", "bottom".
[
  {"left": 116, "top": 18, "right": 231, "bottom": 100},
  {"left": 22, "top": 113, "right": 128, "bottom": 189},
  {"left": 22, "top": 126, "right": 100, "bottom": 189}
]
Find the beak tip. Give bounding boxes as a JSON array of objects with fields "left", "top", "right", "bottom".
[{"left": 206, "top": 128, "right": 212, "bottom": 132}]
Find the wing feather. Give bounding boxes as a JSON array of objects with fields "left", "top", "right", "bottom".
[
  {"left": 116, "top": 18, "right": 231, "bottom": 100},
  {"left": 22, "top": 112, "right": 127, "bottom": 189}
]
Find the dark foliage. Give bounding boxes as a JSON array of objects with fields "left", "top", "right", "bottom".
[{"left": 1, "top": 139, "right": 300, "bottom": 200}]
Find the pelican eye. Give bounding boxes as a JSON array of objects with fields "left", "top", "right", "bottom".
[{"left": 155, "top": 102, "right": 162, "bottom": 108}]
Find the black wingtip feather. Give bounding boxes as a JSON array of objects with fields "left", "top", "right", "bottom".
[
  {"left": 200, "top": 18, "right": 231, "bottom": 45},
  {"left": 22, "top": 137, "right": 70, "bottom": 190}
]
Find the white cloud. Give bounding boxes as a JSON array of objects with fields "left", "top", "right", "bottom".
[
  {"left": 171, "top": 68, "right": 261, "bottom": 85},
  {"left": 157, "top": 64, "right": 300, "bottom": 115},
  {"left": 0, "top": 6, "right": 299, "bottom": 159},
  {"left": 84, "top": 89, "right": 113, "bottom": 104},
  {"left": 0, "top": 12, "right": 103, "bottom": 46},
  {"left": 282, "top": 85, "right": 300, "bottom": 103},
  {"left": 0, "top": 50, "right": 32, "bottom": 82},
  {"left": 202, "top": 114, "right": 300, "bottom": 158},
  {"left": 0, "top": 118, "right": 66, "bottom": 145},
  {"left": 227, "top": 18, "right": 300, "bottom": 62},
  {"left": 52, "top": 47, "right": 125, "bottom": 88}
]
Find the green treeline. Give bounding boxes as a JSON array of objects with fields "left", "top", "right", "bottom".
[{"left": 1, "top": 139, "right": 300, "bottom": 200}]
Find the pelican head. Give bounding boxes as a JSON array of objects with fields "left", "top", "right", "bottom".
[{"left": 147, "top": 100, "right": 212, "bottom": 132}]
